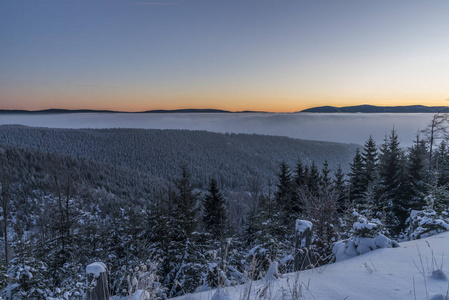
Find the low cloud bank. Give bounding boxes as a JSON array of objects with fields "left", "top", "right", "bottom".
[{"left": 0, "top": 113, "right": 433, "bottom": 146}]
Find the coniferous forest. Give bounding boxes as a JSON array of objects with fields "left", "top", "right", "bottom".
[{"left": 1, "top": 121, "right": 449, "bottom": 299}]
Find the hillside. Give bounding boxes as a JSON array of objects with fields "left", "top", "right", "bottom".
[
  {"left": 175, "top": 232, "right": 449, "bottom": 300},
  {"left": 0, "top": 125, "right": 358, "bottom": 192},
  {"left": 301, "top": 105, "right": 448, "bottom": 113}
]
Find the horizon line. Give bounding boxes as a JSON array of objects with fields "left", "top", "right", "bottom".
[{"left": 0, "top": 104, "right": 448, "bottom": 114}]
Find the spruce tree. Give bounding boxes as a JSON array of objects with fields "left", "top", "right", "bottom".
[
  {"left": 164, "top": 166, "right": 204, "bottom": 297},
  {"left": 333, "top": 165, "right": 347, "bottom": 211},
  {"left": 361, "top": 135, "right": 378, "bottom": 185},
  {"left": 320, "top": 161, "right": 332, "bottom": 188},
  {"left": 306, "top": 162, "right": 320, "bottom": 196},
  {"left": 348, "top": 149, "right": 365, "bottom": 206},
  {"left": 434, "top": 140, "right": 449, "bottom": 185},
  {"left": 294, "top": 159, "right": 306, "bottom": 188},
  {"left": 203, "top": 178, "right": 228, "bottom": 238},
  {"left": 376, "top": 129, "right": 408, "bottom": 235},
  {"left": 173, "top": 165, "right": 199, "bottom": 237},
  {"left": 275, "top": 161, "right": 300, "bottom": 227},
  {"left": 407, "top": 135, "right": 428, "bottom": 210}
]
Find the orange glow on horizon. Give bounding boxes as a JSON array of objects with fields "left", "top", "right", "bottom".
[
  {"left": 1, "top": 83, "right": 447, "bottom": 113},
  {"left": 2, "top": 97, "right": 447, "bottom": 113}
]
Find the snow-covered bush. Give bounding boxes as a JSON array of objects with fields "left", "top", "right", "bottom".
[
  {"left": 126, "top": 261, "right": 163, "bottom": 300},
  {"left": 333, "top": 212, "right": 399, "bottom": 262},
  {"left": 205, "top": 259, "right": 229, "bottom": 289},
  {"left": 406, "top": 209, "right": 449, "bottom": 240},
  {"left": 3, "top": 258, "right": 49, "bottom": 299},
  {"left": 245, "top": 245, "right": 272, "bottom": 280}
]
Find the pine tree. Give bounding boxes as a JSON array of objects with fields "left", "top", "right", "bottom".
[
  {"left": 275, "top": 161, "right": 300, "bottom": 226},
  {"left": 203, "top": 178, "right": 228, "bottom": 238},
  {"left": 294, "top": 159, "right": 306, "bottom": 188},
  {"left": 160, "top": 166, "right": 204, "bottom": 297},
  {"left": 348, "top": 149, "right": 365, "bottom": 206},
  {"left": 376, "top": 129, "right": 408, "bottom": 235},
  {"left": 275, "top": 161, "right": 293, "bottom": 207},
  {"left": 306, "top": 162, "right": 320, "bottom": 196},
  {"left": 407, "top": 135, "right": 428, "bottom": 210},
  {"left": 333, "top": 165, "right": 347, "bottom": 211},
  {"left": 361, "top": 135, "right": 378, "bottom": 185},
  {"left": 434, "top": 140, "right": 449, "bottom": 185},
  {"left": 320, "top": 161, "right": 332, "bottom": 188},
  {"left": 173, "top": 165, "right": 199, "bottom": 237}
]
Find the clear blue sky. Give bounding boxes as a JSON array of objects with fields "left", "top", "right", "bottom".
[{"left": 1, "top": 0, "right": 448, "bottom": 111}]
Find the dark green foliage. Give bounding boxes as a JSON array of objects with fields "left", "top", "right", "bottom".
[
  {"left": 361, "top": 135, "right": 378, "bottom": 185},
  {"left": 349, "top": 149, "right": 365, "bottom": 205},
  {"left": 434, "top": 140, "right": 449, "bottom": 185},
  {"left": 203, "top": 178, "right": 228, "bottom": 238},
  {"left": 294, "top": 159, "right": 307, "bottom": 187},
  {"left": 376, "top": 129, "right": 408, "bottom": 234},
  {"left": 173, "top": 166, "right": 199, "bottom": 237},
  {"left": 321, "top": 161, "right": 332, "bottom": 188},
  {"left": 306, "top": 162, "right": 321, "bottom": 196},
  {"left": 333, "top": 165, "right": 347, "bottom": 211},
  {"left": 0, "top": 126, "right": 357, "bottom": 195},
  {"left": 407, "top": 135, "right": 428, "bottom": 210},
  {"left": 275, "top": 161, "right": 301, "bottom": 227}
]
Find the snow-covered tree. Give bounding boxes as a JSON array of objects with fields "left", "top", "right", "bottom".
[
  {"left": 376, "top": 129, "right": 408, "bottom": 235},
  {"left": 333, "top": 211, "right": 399, "bottom": 262}
]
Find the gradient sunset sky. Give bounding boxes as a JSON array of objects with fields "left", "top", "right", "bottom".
[{"left": 1, "top": 0, "right": 448, "bottom": 112}]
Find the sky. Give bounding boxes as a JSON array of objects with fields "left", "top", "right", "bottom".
[{"left": 1, "top": 0, "right": 449, "bottom": 112}]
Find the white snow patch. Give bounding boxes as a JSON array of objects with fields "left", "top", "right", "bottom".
[
  {"left": 264, "top": 261, "right": 279, "bottom": 282},
  {"left": 211, "top": 288, "right": 230, "bottom": 300},
  {"left": 353, "top": 219, "right": 377, "bottom": 230},
  {"left": 295, "top": 219, "right": 312, "bottom": 233},
  {"left": 173, "top": 232, "right": 449, "bottom": 300},
  {"left": 86, "top": 262, "right": 107, "bottom": 278},
  {"left": 130, "top": 290, "right": 150, "bottom": 300}
]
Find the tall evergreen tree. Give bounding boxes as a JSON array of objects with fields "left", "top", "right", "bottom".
[
  {"left": 407, "top": 135, "right": 428, "bottom": 210},
  {"left": 163, "top": 166, "right": 205, "bottom": 297},
  {"left": 361, "top": 135, "right": 378, "bottom": 185},
  {"left": 306, "top": 162, "right": 320, "bottom": 196},
  {"left": 320, "top": 161, "right": 332, "bottom": 188},
  {"left": 203, "top": 178, "right": 228, "bottom": 238},
  {"left": 275, "top": 161, "right": 300, "bottom": 226},
  {"left": 294, "top": 159, "right": 306, "bottom": 188},
  {"left": 173, "top": 165, "right": 199, "bottom": 237},
  {"left": 348, "top": 149, "right": 365, "bottom": 206},
  {"left": 434, "top": 140, "right": 449, "bottom": 185},
  {"left": 333, "top": 165, "right": 347, "bottom": 211},
  {"left": 376, "top": 129, "right": 408, "bottom": 234}
]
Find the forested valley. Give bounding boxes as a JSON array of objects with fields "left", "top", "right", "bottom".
[{"left": 0, "top": 124, "right": 448, "bottom": 299}]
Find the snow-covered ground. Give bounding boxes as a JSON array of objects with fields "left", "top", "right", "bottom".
[{"left": 175, "top": 232, "right": 449, "bottom": 300}]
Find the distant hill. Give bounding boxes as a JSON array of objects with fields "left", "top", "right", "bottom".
[
  {"left": 0, "top": 108, "right": 263, "bottom": 114},
  {"left": 300, "top": 105, "right": 449, "bottom": 113}
]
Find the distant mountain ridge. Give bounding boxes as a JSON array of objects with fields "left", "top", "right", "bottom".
[
  {"left": 0, "top": 108, "right": 267, "bottom": 114},
  {"left": 300, "top": 105, "right": 449, "bottom": 113},
  {"left": 2, "top": 105, "right": 444, "bottom": 114}
]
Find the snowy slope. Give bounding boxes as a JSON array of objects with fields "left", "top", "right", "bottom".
[{"left": 175, "top": 232, "right": 449, "bottom": 300}]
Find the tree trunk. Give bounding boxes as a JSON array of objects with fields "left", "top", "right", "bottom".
[{"left": 86, "top": 262, "right": 109, "bottom": 300}]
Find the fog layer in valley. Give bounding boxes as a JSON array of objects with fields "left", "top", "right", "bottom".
[{"left": 0, "top": 113, "right": 433, "bottom": 146}]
